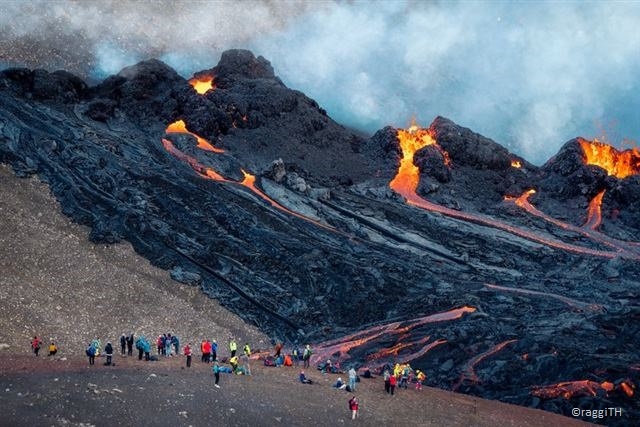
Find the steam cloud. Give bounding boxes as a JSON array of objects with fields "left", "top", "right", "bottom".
[{"left": 1, "top": 0, "right": 639, "bottom": 164}]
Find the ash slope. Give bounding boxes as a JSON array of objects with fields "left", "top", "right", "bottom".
[{"left": 1, "top": 49, "right": 639, "bottom": 424}]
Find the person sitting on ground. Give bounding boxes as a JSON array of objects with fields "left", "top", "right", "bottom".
[
  {"left": 284, "top": 354, "right": 293, "bottom": 367},
  {"left": 275, "top": 354, "right": 284, "bottom": 367},
  {"left": 229, "top": 355, "right": 239, "bottom": 373},
  {"left": 48, "top": 342, "right": 57, "bottom": 356},
  {"left": 299, "top": 370, "right": 313, "bottom": 384},
  {"left": 334, "top": 377, "right": 347, "bottom": 390}
]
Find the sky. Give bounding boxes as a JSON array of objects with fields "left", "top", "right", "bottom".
[{"left": 1, "top": 0, "right": 639, "bottom": 164}]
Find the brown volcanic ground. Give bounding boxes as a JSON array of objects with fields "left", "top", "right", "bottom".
[{"left": 0, "top": 164, "right": 592, "bottom": 427}]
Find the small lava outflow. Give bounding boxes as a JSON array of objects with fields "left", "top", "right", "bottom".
[
  {"left": 188, "top": 74, "right": 215, "bottom": 95},
  {"left": 579, "top": 137, "right": 640, "bottom": 179}
]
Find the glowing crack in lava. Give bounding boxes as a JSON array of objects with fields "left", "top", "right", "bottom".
[
  {"left": 165, "top": 120, "right": 224, "bottom": 153},
  {"left": 510, "top": 189, "right": 640, "bottom": 259},
  {"left": 578, "top": 138, "right": 640, "bottom": 179},
  {"left": 188, "top": 75, "right": 215, "bottom": 95},
  {"left": 161, "top": 138, "right": 227, "bottom": 181},
  {"left": 453, "top": 339, "right": 517, "bottom": 390},
  {"left": 389, "top": 123, "right": 620, "bottom": 259},
  {"left": 584, "top": 190, "right": 605, "bottom": 230},
  {"left": 511, "top": 160, "right": 522, "bottom": 168},
  {"left": 531, "top": 379, "right": 635, "bottom": 399},
  {"left": 311, "top": 306, "right": 475, "bottom": 369},
  {"left": 484, "top": 283, "right": 604, "bottom": 312}
]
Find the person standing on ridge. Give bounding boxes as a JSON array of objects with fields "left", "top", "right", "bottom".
[
  {"left": 120, "top": 334, "right": 126, "bottom": 355},
  {"left": 104, "top": 342, "right": 114, "bottom": 366},
  {"left": 213, "top": 362, "right": 221, "bottom": 388},
  {"left": 243, "top": 342, "right": 251, "bottom": 357},
  {"left": 348, "top": 367, "right": 357, "bottom": 392},
  {"left": 126, "top": 333, "right": 134, "bottom": 356},
  {"left": 31, "top": 336, "right": 42, "bottom": 356},
  {"left": 229, "top": 338, "right": 237, "bottom": 358},
  {"left": 184, "top": 343, "right": 192, "bottom": 368},
  {"left": 349, "top": 396, "right": 359, "bottom": 420},
  {"left": 211, "top": 339, "right": 218, "bottom": 362},
  {"left": 274, "top": 341, "right": 283, "bottom": 358}
]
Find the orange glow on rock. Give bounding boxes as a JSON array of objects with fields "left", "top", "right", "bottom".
[
  {"left": 621, "top": 381, "right": 635, "bottom": 397},
  {"left": 165, "top": 120, "right": 224, "bottom": 153},
  {"left": 188, "top": 75, "right": 215, "bottom": 95},
  {"left": 531, "top": 380, "right": 634, "bottom": 400},
  {"left": 578, "top": 138, "right": 640, "bottom": 179},
  {"left": 583, "top": 190, "right": 605, "bottom": 230},
  {"left": 511, "top": 160, "right": 522, "bottom": 168}
]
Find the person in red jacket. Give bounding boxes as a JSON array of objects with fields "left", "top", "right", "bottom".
[
  {"left": 184, "top": 343, "right": 192, "bottom": 368},
  {"left": 203, "top": 339, "right": 212, "bottom": 363},
  {"left": 31, "top": 336, "right": 42, "bottom": 356},
  {"left": 349, "top": 396, "right": 359, "bottom": 420},
  {"left": 389, "top": 373, "right": 397, "bottom": 395}
]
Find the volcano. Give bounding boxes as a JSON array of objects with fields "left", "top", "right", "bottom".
[{"left": 1, "top": 49, "right": 638, "bottom": 425}]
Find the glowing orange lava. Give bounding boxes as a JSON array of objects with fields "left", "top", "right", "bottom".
[
  {"left": 165, "top": 120, "right": 225, "bottom": 153},
  {"left": 389, "top": 123, "right": 439, "bottom": 195},
  {"left": 161, "top": 138, "right": 227, "bottom": 181},
  {"left": 578, "top": 138, "right": 640, "bottom": 179},
  {"left": 584, "top": 190, "right": 605, "bottom": 230},
  {"left": 511, "top": 160, "right": 522, "bottom": 168},
  {"left": 188, "top": 75, "right": 215, "bottom": 95},
  {"left": 531, "top": 379, "right": 635, "bottom": 399}
]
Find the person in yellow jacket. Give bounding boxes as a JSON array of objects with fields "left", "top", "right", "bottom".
[
  {"left": 229, "top": 338, "right": 237, "bottom": 357},
  {"left": 229, "top": 355, "right": 239, "bottom": 373},
  {"left": 48, "top": 342, "right": 57, "bottom": 356},
  {"left": 243, "top": 342, "right": 251, "bottom": 357},
  {"left": 416, "top": 369, "right": 426, "bottom": 390}
]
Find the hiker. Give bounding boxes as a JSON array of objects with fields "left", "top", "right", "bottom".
[
  {"left": 126, "top": 333, "right": 134, "bottom": 356},
  {"left": 292, "top": 346, "right": 300, "bottom": 367},
  {"left": 389, "top": 373, "right": 397, "bottom": 395},
  {"left": 48, "top": 342, "right": 57, "bottom": 356},
  {"left": 348, "top": 367, "right": 357, "bottom": 392},
  {"left": 274, "top": 342, "right": 283, "bottom": 358},
  {"left": 229, "top": 338, "right": 237, "bottom": 357},
  {"left": 202, "top": 339, "right": 212, "bottom": 363},
  {"left": 284, "top": 354, "right": 293, "bottom": 367},
  {"left": 157, "top": 335, "right": 164, "bottom": 356},
  {"left": 135, "top": 336, "right": 151, "bottom": 361},
  {"left": 299, "top": 370, "right": 313, "bottom": 384},
  {"left": 172, "top": 335, "right": 180, "bottom": 356},
  {"left": 31, "top": 336, "right": 42, "bottom": 356},
  {"left": 184, "top": 343, "right": 192, "bottom": 368},
  {"left": 415, "top": 369, "right": 426, "bottom": 390},
  {"left": 104, "top": 342, "right": 114, "bottom": 366},
  {"left": 334, "top": 377, "right": 347, "bottom": 390},
  {"left": 243, "top": 342, "right": 251, "bottom": 357},
  {"left": 303, "top": 344, "right": 312, "bottom": 368},
  {"left": 349, "top": 396, "right": 359, "bottom": 420},
  {"left": 211, "top": 339, "right": 218, "bottom": 362},
  {"left": 91, "top": 338, "right": 101, "bottom": 357},
  {"left": 400, "top": 364, "right": 412, "bottom": 389},
  {"left": 120, "top": 334, "right": 126, "bottom": 355},
  {"left": 86, "top": 344, "right": 96, "bottom": 365},
  {"left": 229, "top": 355, "right": 239, "bottom": 373},
  {"left": 212, "top": 362, "right": 221, "bottom": 388},
  {"left": 165, "top": 334, "right": 173, "bottom": 357},
  {"left": 241, "top": 352, "right": 251, "bottom": 375},
  {"left": 383, "top": 369, "right": 391, "bottom": 394}
]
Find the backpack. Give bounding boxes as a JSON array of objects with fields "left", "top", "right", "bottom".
[{"left": 86, "top": 346, "right": 95, "bottom": 357}]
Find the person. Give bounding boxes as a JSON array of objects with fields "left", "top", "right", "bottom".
[
  {"left": 229, "top": 355, "right": 239, "bottom": 373},
  {"left": 349, "top": 396, "right": 359, "bottom": 420},
  {"left": 325, "top": 359, "right": 333, "bottom": 374},
  {"left": 334, "top": 377, "right": 347, "bottom": 390},
  {"left": 415, "top": 369, "right": 426, "bottom": 391},
  {"left": 211, "top": 339, "right": 218, "bottom": 362},
  {"left": 126, "top": 333, "right": 134, "bottom": 356},
  {"left": 383, "top": 369, "right": 391, "bottom": 394},
  {"left": 48, "top": 342, "right": 57, "bottom": 356},
  {"left": 165, "top": 334, "right": 173, "bottom": 357},
  {"left": 389, "top": 372, "right": 397, "bottom": 395},
  {"left": 31, "top": 336, "right": 42, "bottom": 356},
  {"left": 120, "top": 334, "right": 126, "bottom": 355},
  {"left": 157, "top": 335, "right": 164, "bottom": 356},
  {"left": 243, "top": 342, "right": 251, "bottom": 357},
  {"left": 348, "top": 367, "right": 357, "bottom": 392},
  {"left": 91, "top": 338, "right": 101, "bottom": 357},
  {"left": 292, "top": 346, "right": 300, "bottom": 367},
  {"left": 299, "top": 370, "right": 313, "bottom": 384},
  {"left": 86, "top": 344, "right": 96, "bottom": 365},
  {"left": 184, "top": 343, "right": 192, "bottom": 368},
  {"left": 229, "top": 338, "right": 237, "bottom": 358},
  {"left": 104, "top": 342, "right": 114, "bottom": 366},
  {"left": 240, "top": 352, "right": 251, "bottom": 376},
  {"left": 172, "top": 335, "right": 180, "bottom": 356},
  {"left": 135, "top": 336, "right": 151, "bottom": 361},
  {"left": 284, "top": 354, "right": 293, "bottom": 367},
  {"left": 274, "top": 342, "right": 283, "bottom": 358},
  {"left": 303, "top": 344, "right": 312, "bottom": 369},
  {"left": 400, "top": 364, "right": 411, "bottom": 389},
  {"left": 212, "top": 362, "right": 221, "bottom": 388},
  {"left": 203, "top": 339, "right": 212, "bottom": 363}
]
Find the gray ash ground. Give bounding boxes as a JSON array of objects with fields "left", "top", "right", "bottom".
[{"left": 1, "top": 50, "right": 639, "bottom": 424}]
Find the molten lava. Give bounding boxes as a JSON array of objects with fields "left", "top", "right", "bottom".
[
  {"left": 161, "top": 139, "right": 226, "bottom": 182},
  {"left": 578, "top": 138, "right": 640, "bottom": 179},
  {"left": 165, "top": 120, "right": 224, "bottom": 153},
  {"left": 188, "top": 75, "right": 215, "bottom": 95},
  {"left": 584, "top": 190, "right": 605, "bottom": 230},
  {"left": 389, "top": 124, "right": 439, "bottom": 195},
  {"left": 532, "top": 379, "right": 635, "bottom": 400},
  {"left": 511, "top": 160, "right": 522, "bottom": 168}
]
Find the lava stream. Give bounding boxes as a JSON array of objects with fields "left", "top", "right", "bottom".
[
  {"left": 166, "top": 120, "right": 224, "bottom": 153},
  {"left": 484, "top": 283, "right": 604, "bottom": 312},
  {"left": 161, "top": 139, "right": 227, "bottom": 181},
  {"left": 188, "top": 75, "right": 215, "bottom": 95},
  {"left": 578, "top": 138, "right": 640, "bottom": 179},
  {"left": 453, "top": 339, "right": 517, "bottom": 390},
  {"left": 389, "top": 125, "right": 620, "bottom": 259},
  {"left": 531, "top": 379, "right": 635, "bottom": 399},
  {"left": 312, "top": 306, "right": 475, "bottom": 369},
  {"left": 511, "top": 189, "right": 640, "bottom": 259},
  {"left": 583, "top": 190, "right": 605, "bottom": 230}
]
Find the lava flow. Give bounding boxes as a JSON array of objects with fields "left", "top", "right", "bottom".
[
  {"left": 510, "top": 189, "right": 640, "bottom": 259},
  {"left": 584, "top": 190, "right": 605, "bottom": 230},
  {"left": 188, "top": 75, "right": 215, "bottom": 95},
  {"left": 484, "top": 283, "right": 604, "bottom": 312},
  {"left": 161, "top": 138, "right": 227, "bottom": 182},
  {"left": 389, "top": 124, "right": 620, "bottom": 259},
  {"left": 511, "top": 160, "right": 522, "bottom": 168},
  {"left": 531, "top": 379, "right": 635, "bottom": 399},
  {"left": 166, "top": 120, "right": 224, "bottom": 153},
  {"left": 453, "top": 339, "right": 517, "bottom": 390},
  {"left": 311, "top": 306, "right": 475, "bottom": 369},
  {"left": 578, "top": 138, "right": 640, "bottom": 179}
]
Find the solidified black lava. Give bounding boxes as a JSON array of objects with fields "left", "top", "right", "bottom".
[{"left": 1, "top": 49, "right": 639, "bottom": 425}]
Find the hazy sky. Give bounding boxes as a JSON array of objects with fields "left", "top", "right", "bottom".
[{"left": 1, "top": 0, "right": 639, "bottom": 164}]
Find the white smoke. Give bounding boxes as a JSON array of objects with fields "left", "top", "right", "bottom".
[{"left": 1, "top": 0, "right": 639, "bottom": 164}]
